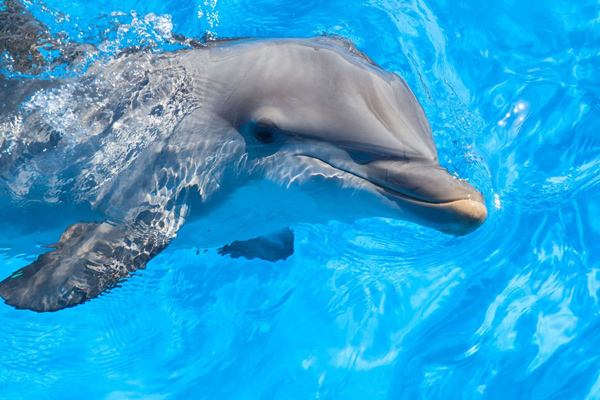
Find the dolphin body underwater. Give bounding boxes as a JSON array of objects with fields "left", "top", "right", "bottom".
[{"left": 0, "top": 2, "right": 487, "bottom": 312}]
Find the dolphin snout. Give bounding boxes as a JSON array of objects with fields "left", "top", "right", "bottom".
[
  {"left": 365, "top": 160, "right": 487, "bottom": 235},
  {"left": 432, "top": 198, "right": 488, "bottom": 235},
  {"left": 383, "top": 161, "right": 483, "bottom": 204}
]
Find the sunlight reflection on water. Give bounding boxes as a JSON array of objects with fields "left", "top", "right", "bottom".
[{"left": 1, "top": 0, "right": 600, "bottom": 398}]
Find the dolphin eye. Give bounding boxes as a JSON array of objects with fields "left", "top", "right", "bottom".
[
  {"left": 253, "top": 118, "right": 281, "bottom": 143},
  {"left": 255, "top": 127, "right": 276, "bottom": 143}
]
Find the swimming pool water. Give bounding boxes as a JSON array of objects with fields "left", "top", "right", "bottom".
[{"left": 1, "top": 0, "right": 600, "bottom": 399}]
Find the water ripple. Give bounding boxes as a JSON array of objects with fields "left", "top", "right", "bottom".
[{"left": 1, "top": 0, "right": 600, "bottom": 398}]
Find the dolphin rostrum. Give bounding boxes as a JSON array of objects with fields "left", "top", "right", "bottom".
[{"left": 0, "top": 9, "right": 486, "bottom": 311}]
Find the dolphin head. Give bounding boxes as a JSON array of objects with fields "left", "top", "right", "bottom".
[{"left": 206, "top": 38, "right": 487, "bottom": 235}]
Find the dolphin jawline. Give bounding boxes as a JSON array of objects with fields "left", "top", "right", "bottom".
[{"left": 295, "top": 155, "right": 487, "bottom": 235}]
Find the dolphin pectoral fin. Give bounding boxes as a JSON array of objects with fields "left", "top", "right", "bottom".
[
  {"left": 0, "top": 221, "right": 170, "bottom": 312},
  {"left": 217, "top": 227, "right": 295, "bottom": 262}
]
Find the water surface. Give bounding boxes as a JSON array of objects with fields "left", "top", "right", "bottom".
[{"left": 1, "top": 0, "right": 600, "bottom": 399}]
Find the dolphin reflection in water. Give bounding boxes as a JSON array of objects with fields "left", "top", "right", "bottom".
[{"left": 0, "top": 13, "right": 486, "bottom": 311}]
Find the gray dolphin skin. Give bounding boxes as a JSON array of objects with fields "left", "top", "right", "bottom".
[{"left": 0, "top": 9, "right": 486, "bottom": 311}]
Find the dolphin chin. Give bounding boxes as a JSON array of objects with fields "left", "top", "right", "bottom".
[
  {"left": 381, "top": 189, "right": 488, "bottom": 235},
  {"left": 295, "top": 154, "right": 487, "bottom": 235},
  {"left": 378, "top": 161, "right": 487, "bottom": 235}
]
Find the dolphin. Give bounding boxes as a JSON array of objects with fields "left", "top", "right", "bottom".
[{"left": 0, "top": 11, "right": 486, "bottom": 311}]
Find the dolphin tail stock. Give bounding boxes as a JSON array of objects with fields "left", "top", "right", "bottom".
[
  {"left": 0, "top": 0, "right": 53, "bottom": 115},
  {"left": 0, "top": 0, "right": 51, "bottom": 74},
  {"left": 0, "top": 217, "right": 171, "bottom": 312},
  {"left": 0, "top": 0, "right": 88, "bottom": 73},
  {"left": 0, "top": 0, "right": 95, "bottom": 118}
]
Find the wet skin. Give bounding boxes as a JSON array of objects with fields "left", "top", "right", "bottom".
[{"left": 0, "top": 36, "right": 486, "bottom": 311}]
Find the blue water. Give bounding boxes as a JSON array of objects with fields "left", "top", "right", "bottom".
[{"left": 1, "top": 0, "right": 600, "bottom": 399}]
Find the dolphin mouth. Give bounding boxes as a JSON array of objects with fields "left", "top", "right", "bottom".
[
  {"left": 297, "top": 155, "right": 487, "bottom": 235},
  {"left": 372, "top": 178, "right": 487, "bottom": 236},
  {"left": 378, "top": 185, "right": 488, "bottom": 235}
]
